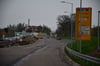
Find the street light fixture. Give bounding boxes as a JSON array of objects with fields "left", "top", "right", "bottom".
[{"left": 60, "top": 1, "right": 73, "bottom": 14}]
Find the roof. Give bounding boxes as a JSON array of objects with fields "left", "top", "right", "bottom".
[{"left": 26, "top": 26, "right": 39, "bottom": 29}]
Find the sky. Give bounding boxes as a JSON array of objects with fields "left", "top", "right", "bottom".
[{"left": 0, "top": 0, "right": 100, "bottom": 31}]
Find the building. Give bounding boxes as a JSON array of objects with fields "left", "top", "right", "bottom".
[{"left": 25, "top": 26, "right": 39, "bottom": 32}]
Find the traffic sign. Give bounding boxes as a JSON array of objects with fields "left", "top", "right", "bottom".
[{"left": 75, "top": 8, "right": 92, "bottom": 40}]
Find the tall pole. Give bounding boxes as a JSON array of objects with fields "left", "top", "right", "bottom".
[
  {"left": 79, "top": 0, "right": 82, "bottom": 52},
  {"left": 60, "top": 1, "right": 73, "bottom": 47},
  {"left": 71, "top": 2, "right": 73, "bottom": 40},
  {"left": 98, "top": 11, "right": 100, "bottom": 49},
  {"left": 70, "top": 3, "right": 73, "bottom": 47}
]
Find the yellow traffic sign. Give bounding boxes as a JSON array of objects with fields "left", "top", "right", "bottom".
[{"left": 75, "top": 8, "right": 92, "bottom": 40}]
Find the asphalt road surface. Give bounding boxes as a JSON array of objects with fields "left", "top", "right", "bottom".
[{"left": 0, "top": 38, "right": 70, "bottom": 66}]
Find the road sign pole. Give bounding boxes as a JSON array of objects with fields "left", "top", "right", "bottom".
[{"left": 79, "top": 0, "right": 82, "bottom": 53}]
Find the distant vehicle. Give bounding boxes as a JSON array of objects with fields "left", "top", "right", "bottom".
[
  {"left": 56, "top": 37, "right": 61, "bottom": 40},
  {"left": 14, "top": 36, "right": 20, "bottom": 39},
  {"left": 3, "top": 37, "right": 14, "bottom": 41}
]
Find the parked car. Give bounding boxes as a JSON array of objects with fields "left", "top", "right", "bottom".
[
  {"left": 3, "top": 37, "right": 14, "bottom": 41},
  {"left": 56, "top": 36, "right": 61, "bottom": 40}
]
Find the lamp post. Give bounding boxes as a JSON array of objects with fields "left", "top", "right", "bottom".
[
  {"left": 79, "top": 0, "right": 82, "bottom": 53},
  {"left": 61, "top": 1, "right": 73, "bottom": 45},
  {"left": 98, "top": 11, "right": 100, "bottom": 49}
]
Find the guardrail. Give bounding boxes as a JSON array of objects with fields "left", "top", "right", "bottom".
[{"left": 66, "top": 46, "right": 100, "bottom": 64}]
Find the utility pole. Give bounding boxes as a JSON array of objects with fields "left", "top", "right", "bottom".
[
  {"left": 60, "top": 1, "right": 73, "bottom": 47},
  {"left": 98, "top": 11, "right": 100, "bottom": 49},
  {"left": 79, "top": 0, "right": 82, "bottom": 52}
]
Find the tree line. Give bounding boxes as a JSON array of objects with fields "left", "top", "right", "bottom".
[
  {"left": 56, "top": 14, "right": 100, "bottom": 37},
  {"left": 0, "top": 23, "right": 51, "bottom": 35}
]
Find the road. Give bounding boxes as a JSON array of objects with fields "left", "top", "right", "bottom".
[{"left": 0, "top": 38, "right": 70, "bottom": 66}]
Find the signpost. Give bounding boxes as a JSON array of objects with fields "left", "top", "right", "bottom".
[{"left": 76, "top": 8, "right": 92, "bottom": 40}]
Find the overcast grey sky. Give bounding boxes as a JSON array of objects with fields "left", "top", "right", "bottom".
[{"left": 0, "top": 0, "right": 100, "bottom": 31}]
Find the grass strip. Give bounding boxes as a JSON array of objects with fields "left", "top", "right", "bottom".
[
  {"left": 67, "top": 37, "right": 98, "bottom": 54},
  {"left": 64, "top": 47, "right": 100, "bottom": 66}
]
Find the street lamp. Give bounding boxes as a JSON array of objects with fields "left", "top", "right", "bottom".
[
  {"left": 61, "top": 1, "right": 73, "bottom": 46},
  {"left": 79, "top": 0, "right": 82, "bottom": 52},
  {"left": 98, "top": 11, "right": 100, "bottom": 49},
  {"left": 60, "top": 1, "right": 73, "bottom": 15},
  {"left": 61, "top": 0, "right": 82, "bottom": 52}
]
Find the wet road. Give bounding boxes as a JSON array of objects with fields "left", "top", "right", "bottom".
[
  {"left": 14, "top": 38, "right": 69, "bottom": 66},
  {"left": 0, "top": 38, "right": 70, "bottom": 66}
]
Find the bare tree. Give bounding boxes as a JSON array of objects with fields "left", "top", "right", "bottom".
[{"left": 56, "top": 15, "right": 71, "bottom": 36}]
